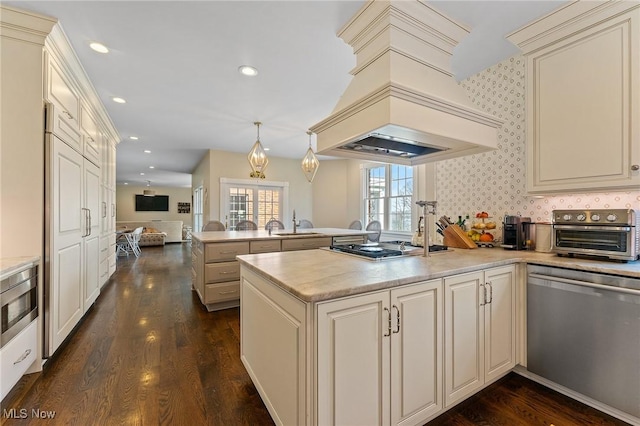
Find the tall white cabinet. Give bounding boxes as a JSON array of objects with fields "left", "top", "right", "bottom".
[
  {"left": 44, "top": 25, "right": 119, "bottom": 357},
  {"left": 508, "top": 2, "right": 640, "bottom": 193}
]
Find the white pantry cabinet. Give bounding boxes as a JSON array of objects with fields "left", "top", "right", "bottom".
[
  {"left": 443, "top": 265, "right": 516, "bottom": 407},
  {"left": 508, "top": 2, "right": 640, "bottom": 193},
  {"left": 316, "top": 279, "right": 442, "bottom": 426},
  {"left": 48, "top": 136, "right": 101, "bottom": 355}
]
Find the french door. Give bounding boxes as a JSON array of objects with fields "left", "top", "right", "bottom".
[{"left": 220, "top": 178, "right": 289, "bottom": 230}]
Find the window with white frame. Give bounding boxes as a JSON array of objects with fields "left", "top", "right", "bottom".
[
  {"left": 220, "top": 178, "right": 288, "bottom": 230},
  {"left": 364, "top": 164, "right": 413, "bottom": 232}
]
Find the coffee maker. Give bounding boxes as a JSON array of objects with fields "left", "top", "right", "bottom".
[{"left": 501, "top": 215, "right": 534, "bottom": 250}]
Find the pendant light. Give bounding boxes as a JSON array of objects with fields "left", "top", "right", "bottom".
[
  {"left": 301, "top": 131, "right": 319, "bottom": 183},
  {"left": 143, "top": 180, "right": 156, "bottom": 196},
  {"left": 248, "top": 121, "right": 269, "bottom": 179}
]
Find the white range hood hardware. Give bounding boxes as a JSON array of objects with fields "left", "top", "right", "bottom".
[{"left": 310, "top": 0, "right": 503, "bottom": 166}]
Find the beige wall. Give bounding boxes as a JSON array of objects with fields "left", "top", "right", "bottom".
[
  {"left": 194, "top": 150, "right": 313, "bottom": 225},
  {"left": 311, "top": 159, "right": 363, "bottom": 228},
  {"left": 116, "top": 185, "right": 193, "bottom": 226},
  {"left": 0, "top": 9, "right": 55, "bottom": 258}
]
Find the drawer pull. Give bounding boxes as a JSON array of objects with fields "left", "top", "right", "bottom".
[
  {"left": 14, "top": 349, "right": 32, "bottom": 365},
  {"left": 63, "top": 110, "right": 74, "bottom": 120},
  {"left": 220, "top": 250, "right": 238, "bottom": 254},
  {"left": 219, "top": 271, "right": 235, "bottom": 275},
  {"left": 218, "top": 290, "right": 238, "bottom": 295}
]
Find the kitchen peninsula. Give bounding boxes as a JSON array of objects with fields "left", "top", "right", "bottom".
[
  {"left": 236, "top": 248, "right": 640, "bottom": 426},
  {"left": 190, "top": 228, "right": 370, "bottom": 311}
]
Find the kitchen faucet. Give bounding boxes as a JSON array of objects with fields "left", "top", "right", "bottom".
[
  {"left": 415, "top": 201, "right": 437, "bottom": 257},
  {"left": 292, "top": 209, "right": 298, "bottom": 234}
]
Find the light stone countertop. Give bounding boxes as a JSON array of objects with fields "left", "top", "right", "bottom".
[
  {"left": 237, "top": 247, "right": 640, "bottom": 303},
  {"left": 0, "top": 256, "right": 41, "bottom": 281},
  {"left": 191, "top": 228, "right": 371, "bottom": 243}
]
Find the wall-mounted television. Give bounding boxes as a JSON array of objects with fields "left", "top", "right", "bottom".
[{"left": 135, "top": 194, "right": 169, "bottom": 211}]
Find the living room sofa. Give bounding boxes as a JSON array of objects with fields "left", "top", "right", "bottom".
[{"left": 116, "top": 220, "right": 184, "bottom": 244}]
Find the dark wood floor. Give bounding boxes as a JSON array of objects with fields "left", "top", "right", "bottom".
[{"left": 1, "top": 243, "right": 630, "bottom": 425}]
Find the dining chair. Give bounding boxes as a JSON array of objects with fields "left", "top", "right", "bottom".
[
  {"left": 298, "top": 219, "right": 314, "bottom": 229},
  {"left": 365, "top": 220, "right": 382, "bottom": 242},
  {"left": 202, "top": 220, "right": 226, "bottom": 231},
  {"left": 235, "top": 220, "right": 258, "bottom": 231},
  {"left": 128, "top": 227, "right": 144, "bottom": 257},
  {"left": 348, "top": 219, "right": 363, "bottom": 230},
  {"left": 265, "top": 218, "right": 285, "bottom": 231}
]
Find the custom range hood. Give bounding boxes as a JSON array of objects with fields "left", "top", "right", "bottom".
[{"left": 310, "top": 0, "right": 503, "bottom": 165}]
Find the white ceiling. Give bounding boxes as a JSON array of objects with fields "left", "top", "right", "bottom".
[{"left": 7, "top": 1, "right": 566, "bottom": 188}]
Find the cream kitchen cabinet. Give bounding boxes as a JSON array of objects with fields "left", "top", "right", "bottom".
[
  {"left": 444, "top": 265, "right": 516, "bottom": 407},
  {"left": 48, "top": 136, "right": 101, "bottom": 356},
  {"left": 45, "top": 55, "right": 82, "bottom": 149},
  {"left": 316, "top": 279, "right": 442, "bottom": 426},
  {"left": 198, "top": 241, "right": 250, "bottom": 310},
  {"left": 508, "top": 2, "right": 640, "bottom": 193},
  {"left": 80, "top": 103, "right": 100, "bottom": 165}
]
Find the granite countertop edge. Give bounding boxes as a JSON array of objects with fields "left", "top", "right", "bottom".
[{"left": 237, "top": 249, "right": 640, "bottom": 303}]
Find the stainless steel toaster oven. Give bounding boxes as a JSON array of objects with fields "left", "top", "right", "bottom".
[{"left": 552, "top": 209, "right": 639, "bottom": 261}]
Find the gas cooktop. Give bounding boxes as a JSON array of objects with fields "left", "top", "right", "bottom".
[{"left": 329, "top": 242, "right": 448, "bottom": 259}]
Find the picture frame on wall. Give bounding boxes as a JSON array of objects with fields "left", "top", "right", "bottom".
[{"left": 178, "top": 202, "right": 191, "bottom": 214}]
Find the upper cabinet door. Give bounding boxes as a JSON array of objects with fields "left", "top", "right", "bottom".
[
  {"left": 46, "top": 57, "right": 82, "bottom": 150},
  {"left": 509, "top": 4, "right": 640, "bottom": 194},
  {"left": 80, "top": 104, "right": 100, "bottom": 166}
]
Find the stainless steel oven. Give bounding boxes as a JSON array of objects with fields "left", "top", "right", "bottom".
[
  {"left": 1, "top": 266, "right": 38, "bottom": 348},
  {"left": 552, "top": 209, "right": 639, "bottom": 261}
]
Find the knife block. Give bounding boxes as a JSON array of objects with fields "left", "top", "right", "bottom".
[{"left": 443, "top": 225, "right": 477, "bottom": 249}]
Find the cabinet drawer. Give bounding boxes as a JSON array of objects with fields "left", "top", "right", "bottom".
[
  {"left": 205, "top": 282, "right": 240, "bottom": 303},
  {"left": 250, "top": 240, "right": 281, "bottom": 253},
  {"left": 0, "top": 321, "right": 37, "bottom": 400},
  {"left": 205, "top": 242, "right": 249, "bottom": 262},
  {"left": 281, "top": 237, "right": 333, "bottom": 251},
  {"left": 205, "top": 261, "right": 240, "bottom": 283}
]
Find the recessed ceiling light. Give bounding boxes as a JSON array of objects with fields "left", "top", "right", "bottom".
[
  {"left": 144, "top": 150, "right": 151, "bottom": 154},
  {"left": 264, "top": 147, "right": 270, "bottom": 151},
  {"left": 129, "top": 136, "right": 139, "bottom": 140},
  {"left": 89, "top": 42, "right": 109, "bottom": 53},
  {"left": 124, "top": 182, "right": 128, "bottom": 185},
  {"left": 112, "top": 97, "right": 126, "bottom": 104},
  {"left": 140, "top": 172, "right": 145, "bottom": 176},
  {"left": 238, "top": 65, "right": 258, "bottom": 76},
  {"left": 149, "top": 166, "right": 155, "bottom": 169}
]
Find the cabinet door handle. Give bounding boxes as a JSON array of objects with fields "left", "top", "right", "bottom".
[
  {"left": 383, "top": 307, "right": 391, "bottom": 337},
  {"left": 14, "top": 349, "right": 32, "bottom": 365},
  {"left": 219, "top": 250, "right": 238, "bottom": 255},
  {"left": 102, "top": 201, "right": 107, "bottom": 218},
  {"left": 479, "top": 284, "right": 486, "bottom": 306},
  {"left": 88, "top": 209, "right": 92, "bottom": 236},
  {"left": 218, "top": 290, "right": 238, "bottom": 295},
  {"left": 631, "top": 164, "right": 639, "bottom": 171},
  {"left": 392, "top": 304, "right": 400, "bottom": 334},
  {"left": 487, "top": 281, "right": 493, "bottom": 304},
  {"left": 63, "top": 110, "right": 74, "bottom": 120}
]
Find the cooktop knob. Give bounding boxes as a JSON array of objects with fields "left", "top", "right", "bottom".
[
  {"left": 607, "top": 213, "right": 618, "bottom": 222},
  {"left": 576, "top": 213, "right": 586, "bottom": 221},
  {"left": 590, "top": 214, "right": 601, "bottom": 221},
  {"left": 563, "top": 214, "right": 572, "bottom": 221}
]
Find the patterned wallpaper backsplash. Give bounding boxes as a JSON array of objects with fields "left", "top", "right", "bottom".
[{"left": 435, "top": 55, "right": 640, "bottom": 233}]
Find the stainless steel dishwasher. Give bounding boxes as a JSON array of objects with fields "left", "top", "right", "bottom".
[{"left": 527, "top": 265, "right": 640, "bottom": 421}]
